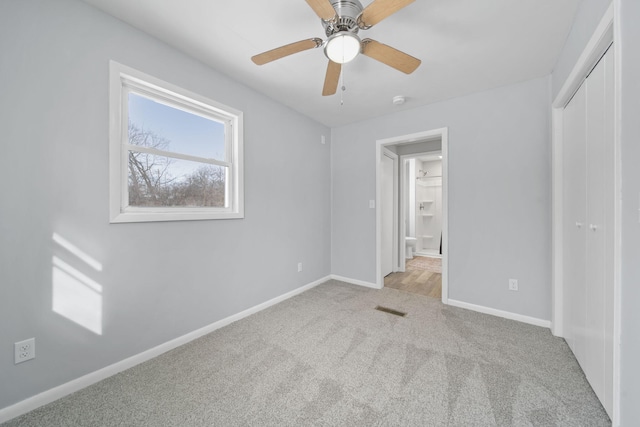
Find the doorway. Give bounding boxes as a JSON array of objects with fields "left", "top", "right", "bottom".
[{"left": 375, "top": 128, "right": 449, "bottom": 303}]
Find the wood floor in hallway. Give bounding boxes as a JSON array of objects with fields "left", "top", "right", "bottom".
[{"left": 384, "top": 256, "right": 442, "bottom": 299}]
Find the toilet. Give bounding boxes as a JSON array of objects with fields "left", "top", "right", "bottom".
[{"left": 405, "top": 237, "right": 417, "bottom": 259}]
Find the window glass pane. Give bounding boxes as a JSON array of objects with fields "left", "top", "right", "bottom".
[
  {"left": 128, "top": 151, "right": 227, "bottom": 208},
  {"left": 128, "top": 92, "right": 225, "bottom": 161}
]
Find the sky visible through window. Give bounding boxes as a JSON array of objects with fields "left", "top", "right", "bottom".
[
  {"left": 128, "top": 92, "right": 225, "bottom": 161},
  {"left": 126, "top": 92, "right": 227, "bottom": 208}
]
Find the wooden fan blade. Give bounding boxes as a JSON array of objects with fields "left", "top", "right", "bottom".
[
  {"left": 362, "top": 39, "right": 421, "bottom": 74},
  {"left": 252, "top": 38, "right": 321, "bottom": 65},
  {"left": 305, "top": 0, "right": 336, "bottom": 20},
  {"left": 322, "top": 60, "right": 341, "bottom": 96},
  {"left": 360, "top": 0, "right": 414, "bottom": 27}
]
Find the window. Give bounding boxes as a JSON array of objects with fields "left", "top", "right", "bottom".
[{"left": 109, "top": 61, "right": 243, "bottom": 223}]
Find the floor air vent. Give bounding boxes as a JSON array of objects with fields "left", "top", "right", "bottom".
[{"left": 374, "top": 306, "right": 407, "bottom": 317}]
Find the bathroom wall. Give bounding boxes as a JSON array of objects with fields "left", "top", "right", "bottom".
[
  {"left": 406, "top": 159, "right": 416, "bottom": 238},
  {"left": 418, "top": 159, "right": 443, "bottom": 177},
  {"left": 398, "top": 140, "right": 441, "bottom": 243},
  {"left": 415, "top": 160, "right": 443, "bottom": 255}
]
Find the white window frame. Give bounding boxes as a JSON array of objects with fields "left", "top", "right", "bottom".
[{"left": 109, "top": 61, "right": 243, "bottom": 223}]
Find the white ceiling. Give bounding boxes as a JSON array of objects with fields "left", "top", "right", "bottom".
[{"left": 81, "top": 0, "right": 582, "bottom": 127}]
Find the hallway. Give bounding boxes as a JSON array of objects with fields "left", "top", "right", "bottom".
[{"left": 384, "top": 256, "right": 442, "bottom": 299}]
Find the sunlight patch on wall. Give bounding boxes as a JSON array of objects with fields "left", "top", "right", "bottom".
[
  {"left": 52, "top": 233, "right": 103, "bottom": 271},
  {"left": 52, "top": 233, "right": 103, "bottom": 335}
]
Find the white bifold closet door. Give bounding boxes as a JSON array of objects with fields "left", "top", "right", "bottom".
[{"left": 562, "top": 46, "right": 614, "bottom": 416}]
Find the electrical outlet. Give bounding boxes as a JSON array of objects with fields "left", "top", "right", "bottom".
[
  {"left": 508, "top": 279, "right": 519, "bottom": 291},
  {"left": 298, "top": 262, "right": 303, "bottom": 272},
  {"left": 14, "top": 338, "right": 35, "bottom": 364}
]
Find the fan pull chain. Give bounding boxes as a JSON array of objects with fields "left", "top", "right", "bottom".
[{"left": 340, "top": 65, "right": 346, "bottom": 106}]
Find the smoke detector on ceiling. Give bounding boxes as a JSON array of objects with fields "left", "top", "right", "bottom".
[{"left": 392, "top": 95, "right": 406, "bottom": 105}]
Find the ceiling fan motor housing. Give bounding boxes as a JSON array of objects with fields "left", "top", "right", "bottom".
[{"left": 323, "top": 0, "right": 363, "bottom": 36}]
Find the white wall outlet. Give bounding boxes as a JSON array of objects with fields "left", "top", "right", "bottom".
[
  {"left": 14, "top": 338, "right": 35, "bottom": 364},
  {"left": 321, "top": 135, "right": 326, "bottom": 145},
  {"left": 369, "top": 200, "right": 375, "bottom": 209},
  {"left": 298, "top": 262, "right": 303, "bottom": 272},
  {"left": 508, "top": 279, "right": 519, "bottom": 291}
]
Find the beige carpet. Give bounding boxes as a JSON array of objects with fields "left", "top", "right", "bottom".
[{"left": 2, "top": 280, "right": 610, "bottom": 426}]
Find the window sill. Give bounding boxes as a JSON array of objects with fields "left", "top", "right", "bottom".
[{"left": 109, "top": 210, "right": 244, "bottom": 223}]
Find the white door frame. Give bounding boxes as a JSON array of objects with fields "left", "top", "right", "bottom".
[
  {"left": 381, "top": 148, "right": 399, "bottom": 276},
  {"left": 375, "top": 127, "right": 449, "bottom": 304},
  {"left": 551, "top": 3, "right": 620, "bottom": 424}
]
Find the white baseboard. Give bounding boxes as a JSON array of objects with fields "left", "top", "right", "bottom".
[
  {"left": 330, "top": 274, "right": 381, "bottom": 289},
  {"left": 447, "top": 299, "right": 551, "bottom": 329},
  {"left": 0, "top": 275, "right": 331, "bottom": 424}
]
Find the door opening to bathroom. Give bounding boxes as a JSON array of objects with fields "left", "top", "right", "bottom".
[
  {"left": 384, "top": 152, "right": 444, "bottom": 299},
  {"left": 406, "top": 153, "right": 443, "bottom": 259},
  {"left": 375, "top": 128, "right": 449, "bottom": 303}
]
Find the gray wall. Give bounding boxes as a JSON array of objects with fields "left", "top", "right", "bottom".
[
  {"left": 618, "top": 0, "right": 640, "bottom": 423},
  {"left": 0, "top": 0, "right": 331, "bottom": 409},
  {"left": 331, "top": 77, "right": 552, "bottom": 320},
  {"left": 551, "top": 0, "right": 640, "bottom": 421},
  {"left": 552, "top": 0, "right": 612, "bottom": 99}
]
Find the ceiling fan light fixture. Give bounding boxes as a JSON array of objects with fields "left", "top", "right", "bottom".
[{"left": 324, "top": 31, "right": 361, "bottom": 64}]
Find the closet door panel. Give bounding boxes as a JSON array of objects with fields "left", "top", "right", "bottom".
[
  {"left": 562, "top": 83, "right": 587, "bottom": 363},
  {"left": 585, "top": 53, "right": 607, "bottom": 402},
  {"left": 602, "top": 48, "right": 615, "bottom": 415}
]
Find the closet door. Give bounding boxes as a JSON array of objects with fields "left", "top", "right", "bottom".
[
  {"left": 584, "top": 47, "right": 614, "bottom": 414},
  {"left": 562, "top": 82, "right": 587, "bottom": 362},
  {"left": 562, "top": 47, "right": 614, "bottom": 417},
  {"left": 602, "top": 48, "right": 615, "bottom": 415}
]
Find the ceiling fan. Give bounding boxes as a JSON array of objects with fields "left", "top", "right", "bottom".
[{"left": 251, "top": 0, "right": 421, "bottom": 96}]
